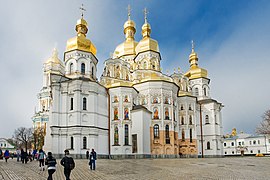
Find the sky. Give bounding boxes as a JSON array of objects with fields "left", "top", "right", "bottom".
[{"left": 0, "top": 0, "right": 270, "bottom": 137}]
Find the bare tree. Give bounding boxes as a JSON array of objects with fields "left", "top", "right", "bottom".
[
  {"left": 14, "top": 127, "right": 34, "bottom": 151},
  {"left": 256, "top": 109, "right": 270, "bottom": 134}
]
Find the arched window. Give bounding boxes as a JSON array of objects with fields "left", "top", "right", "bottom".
[
  {"left": 81, "top": 63, "right": 85, "bottom": 74},
  {"left": 189, "top": 105, "right": 192, "bottom": 110},
  {"left": 153, "top": 124, "right": 159, "bottom": 138},
  {"left": 195, "top": 87, "right": 199, "bottom": 96},
  {"left": 180, "top": 105, "right": 184, "bottom": 110},
  {"left": 71, "top": 136, "right": 74, "bottom": 149},
  {"left": 70, "top": 63, "right": 74, "bottom": 73},
  {"left": 165, "top": 125, "right": 170, "bottom": 144},
  {"left": 204, "top": 87, "right": 207, "bottom": 96},
  {"left": 165, "top": 108, "right": 170, "bottom": 120},
  {"left": 190, "top": 129, "right": 192, "bottom": 143},
  {"left": 114, "top": 126, "right": 119, "bottom": 145},
  {"left": 181, "top": 117, "right": 184, "bottom": 125},
  {"left": 182, "top": 130, "right": 185, "bottom": 141},
  {"left": 124, "top": 124, "right": 129, "bottom": 145},
  {"left": 189, "top": 116, "right": 192, "bottom": 125},
  {"left": 83, "top": 136, "right": 87, "bottom": 149},
  {"left": 205, "top": 115, "right": 209, "bottom": 124},
  {"left": 83, "top": 97, "right": 87, "bottom": 110},
  {"left": 143, "top": 61, "right": 147, "bottom": 69},
  {"left": 70, "top": 98, "right": 74, "bottom": 110},
  {"left": 207, "top": 141, "right": 210, "bottom": 150}
]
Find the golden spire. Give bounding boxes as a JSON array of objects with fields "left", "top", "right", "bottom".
[
  {"left": 124, "top": 5, "right": 136, "bottom": 40},
  {"left": 189, "top": 40, "right": 198, "bottom": 68},
  {"left": 185, "top": 40, "right": 208, "bottom": 80},
  {"left": 65, "top": 4, "right": 96, "bottom": 55},
  {"left": 142, "top": 8, "right": 151, "bottom": 38}
]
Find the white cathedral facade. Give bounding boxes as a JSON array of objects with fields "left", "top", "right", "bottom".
[{"left": 32, "top": 9, "right": 224, "bottom": 158}]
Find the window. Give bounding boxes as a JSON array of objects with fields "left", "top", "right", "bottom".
[
  {"left": 92, "top": 67, "right": 94, "bottom": 77},
  {"left": 182, "top": 130, "right": 185, "bottom": 141},
  {"left": 225, "top": 151, "right": 227, "bottom": 155},
  {"left": 165, "top": 125, "right": 170, "bottom": 144},
  {"left": 258, "top": 150, "right": 261, "bottom": 153},
  {"left": 258, "top": 140, "right": 260, "bottom": 144},
  {"left": 70, "top": 63, "right": 74, "bottom": 73},
  {"left": 250, "top": 150, "right": 253, "bottom": 153},
  {"left": 204, "top": 87, "right": 207, "bottom": 96},
  {"left": 224, "top": 143, "right": 226, "bottom": 147},
  {"left": 190, "top": 129, "right": 192, "bottom": 142},
  {"left": 81, "top": 63, "right": 85, "bottom": 74},
  {"left": 242, "top": 142, "right": 244, "bottom": 145},
  {"left": 83, "top": 137, "right": 87, "bottom": 149},
  {"left": 231, "top": 142, "right": 234, "bottom": 146},
  {"left": 250, "top": 141, "right": 252, "bottom": 145},
  {"left": 207, "top": 141, "right": 210, "bottom": 150},
  {"left": 189, "top": 105, "right": 192, "bottom": 110},
  {"left": 180, "top": 105, "right": 184, "bottom": 110},
  {"left": 124, "top": 124, "right": 129, "bottom": 145},
  {"left": 114, "top": 126, "right": 119, "bottom": 145},
  {"left": 181, "top": 117, "right": 184, "bottom": 125},
  {"left": 195, "top": 88, "right": 199, "bottom": 96},
  {"left": 238, "top": 142, "right": 241, "bottom": 146},
  {"left": 253, "top": 140, "right": 256, "bottom": 145},
  {"left": 83, "top": 97, "right": 87, "bottom": 110},
  {"left": 232, "top": 151, "right": 234, "bottom": 154},
  {"left": 70, "top": 98, "right": 74, "bottom": 110},
  {"left": 205, "top": 115, "right": 209, "bottom": 124},
  {"left": 71, "top": 136, "right": 74, "bottom": 149},
  {"left": 189, "top": 116, "right": 192, "bottom": 125},
  {"left": 214, "top": 115, "right": 217, "bottom": 124},
  {"left": 153, "top": 124, "right": 159, "bottom": 138}
]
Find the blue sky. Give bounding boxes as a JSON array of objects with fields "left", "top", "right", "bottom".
[{"left": 0, "top": 0, "right": 270, "bottom": 137}]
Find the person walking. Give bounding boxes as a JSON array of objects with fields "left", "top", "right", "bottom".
[
  {"left": 21, "top": 149, "right": 27, "bottom": 164},
  {"left": 45, "top": 152, "right": 57, "bottom": 180},
  {"left": 16, "top": 148, "right": 21, "bottom": 162},
  {"left": 89, "top": 149, "right": 97, "bottom": 170},
  {"left": 4, "top": 150, "right": 10, "bottom": 162},
  {"left": 38, "top": 149, "right": 45, "bottom": 171},
  {"left": 86, "top": 150, "right": 89, "bottom": 159},
  {"left": 60, "top": 150, "right": 75, "bottom": 180}
]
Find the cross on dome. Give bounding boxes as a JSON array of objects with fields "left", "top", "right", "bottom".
[
  {"left": 144, "top": 8, "right": 148, "bottom": 23},
  {"left": 79, "top": 4, "right": 86, "bottom": 17},
  {"left": 191, "top": 40, "right": 195, "bottom": 52},
  {"left": 127, "top": 5, "right": 131, "bottom": 20}
]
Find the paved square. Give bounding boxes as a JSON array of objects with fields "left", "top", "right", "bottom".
[{"left": 0, "top": 157, "right": 269, "bottom": 179}]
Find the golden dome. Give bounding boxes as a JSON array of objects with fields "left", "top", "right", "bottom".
[
  {"left": 135, "top": 11, "right": 159, "bottom": 54},
  {"left": 45, "top": 48, "right": 63, "bottom": 65},
  {"left": 65, "top": 17, "right": 96, "bottom": 55},
  {"left": 185, "top": 41, "right": 207, "bottom": 80},
  {"left": 113, "top": 8, "right": 137, "bottom": 58}
]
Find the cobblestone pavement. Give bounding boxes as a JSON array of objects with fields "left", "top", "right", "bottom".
[{"left": 0, "top": 157, "right": 270, "bottom": 180}]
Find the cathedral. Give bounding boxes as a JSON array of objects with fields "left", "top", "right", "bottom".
[{"left": 32, "top": 7, "right": 224, "bottom": 158}]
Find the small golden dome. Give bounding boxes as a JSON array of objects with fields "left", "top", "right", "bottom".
[
  {"left": 65, "top": 17, "right": 96, "bottom": 55},
  {"left": 76, "top": 18, "right": 88, "bottom": 26}
]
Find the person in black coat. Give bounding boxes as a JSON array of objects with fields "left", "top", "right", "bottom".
[
  {"left": 45, "top": 152, "right": 57, "bottom": 180},
  {"left": 60, "top": 150, "right": 75, "bottom": 180},
  {"left": 89, "top": 149, "right": 97, "bottom": 170}
]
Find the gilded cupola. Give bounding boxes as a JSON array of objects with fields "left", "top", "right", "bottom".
[
  {"left": 113, "top": 5, "right": 138, "bottom": 59},
  {"left": 65, "top": 9, "right": 96, "bottom": 56},
  {"left": 135, "top": 8, "right": 159, "bottom": 54},
  {"left": 185, "top": 41, "right": 208, "bottom": 80}
]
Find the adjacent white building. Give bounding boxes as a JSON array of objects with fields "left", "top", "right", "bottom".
[{"left": 223, "top": 133, "right": 270, "bottom": 156}]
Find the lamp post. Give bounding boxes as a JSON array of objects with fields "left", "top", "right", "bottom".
[{"left": 199, "top": 102, "right": 204, "bottom": 158}]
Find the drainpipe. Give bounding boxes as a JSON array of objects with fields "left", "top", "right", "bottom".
[
  {"left": 199, "top": 103, "right": 204, "bottom": 158},
  {"left": 106, "top": 88, "right": 111, "bottom": 158}
]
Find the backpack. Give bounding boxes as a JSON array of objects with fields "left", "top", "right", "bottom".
[{"left": 65, "top": 157, "right": 75, "bottom": 170}]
